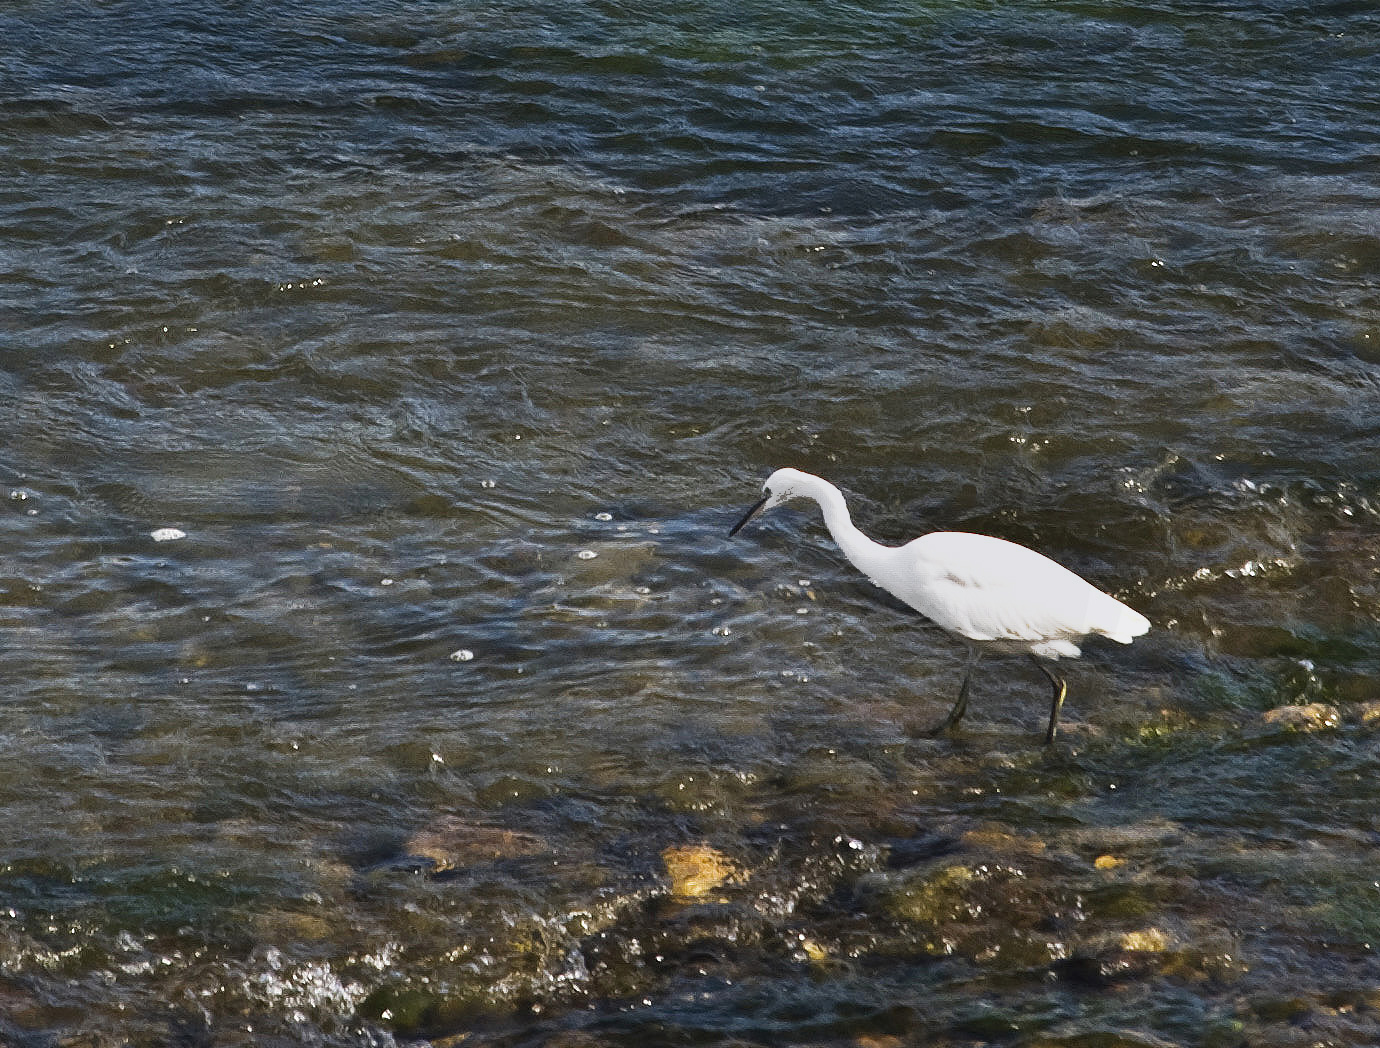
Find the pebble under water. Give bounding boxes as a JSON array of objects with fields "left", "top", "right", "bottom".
[{"left": 3, "top": 0, "right": 1380, "bottom": 1045}]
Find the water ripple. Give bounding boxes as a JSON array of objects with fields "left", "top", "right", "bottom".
[{"left": 3, "top": 0, "right": 1380, "bottom": 1043}]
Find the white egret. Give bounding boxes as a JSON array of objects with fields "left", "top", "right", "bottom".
[{"left": 729, "top": 468, "right": 1150, "bottom": 743}]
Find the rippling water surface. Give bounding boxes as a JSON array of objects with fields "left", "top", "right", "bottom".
[{"left": 3, "top": 0, "right": 1380, "bottom": 1044}]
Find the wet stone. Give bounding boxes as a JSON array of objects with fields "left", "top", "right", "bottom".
[
  {"left": 536, "top": 1034, "right": 619, "bottom": 1048},
  {"left": 854, "top": 1037, "right": 905, "bottom": 1048},
  {"left": 1119, "top": 927, "right": 1173, "bottom": 952},
  {"left": 1260, "top": 703, "right": 1341, "bottom": 732},
  {"left": 661, "top": 843, "right": 742, "bottom": 901}
]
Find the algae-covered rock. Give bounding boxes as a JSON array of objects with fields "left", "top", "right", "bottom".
[
  {"left": 1079, "top": 879, "right": 1174, "bottom": 921},
  {"left": 359, "top": 983, "right": 478, "bottom": 1034},
  {"left": 865, "top": 859, "right": 1074, "bottom": 969},
  {"left": 881, "top": 863, "right": 979, "bottom": 925}
]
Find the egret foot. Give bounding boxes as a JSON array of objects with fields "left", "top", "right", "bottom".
[
  {"left": 1030, "top": 656, "right": 1067, "bottom": 745},
  {"left": 925, "top": 648, "right": 977, "bottom": 736},
  {"left": 921, "top": 717, "right": 958, "bottom": 739}
]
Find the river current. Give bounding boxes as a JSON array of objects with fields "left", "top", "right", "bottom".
[{"left": 3, "top": 1, "right": 1380, "bottom": 1045}]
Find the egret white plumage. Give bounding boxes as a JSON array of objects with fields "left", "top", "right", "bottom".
[{"left": 729, "top": 468, "right": 1150, "bottom": 743}]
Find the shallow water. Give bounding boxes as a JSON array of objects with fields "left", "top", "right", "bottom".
[{"left": 3, "top": 0, "right": 1380, "bottom": 1044}]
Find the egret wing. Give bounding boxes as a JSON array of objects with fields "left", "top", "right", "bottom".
[{"left": 899, "top": 532, "right": 1114, "bottom": 648}]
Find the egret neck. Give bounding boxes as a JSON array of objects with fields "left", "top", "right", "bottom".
[{"left": 791, "top": 473, "right": 895, "bottom": 586}]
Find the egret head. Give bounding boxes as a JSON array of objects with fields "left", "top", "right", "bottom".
[{"left": 729, "top": 468, "right": 812, "bottom": 536}]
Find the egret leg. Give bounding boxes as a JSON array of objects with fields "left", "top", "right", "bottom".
[
  {"left": 1030, "top": 656, "right": 1067, "bottom": 745},
  {"left": 928, "top": 645, "right": 980, "bottom": 736}
]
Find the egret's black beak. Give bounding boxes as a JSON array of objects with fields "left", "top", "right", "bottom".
[{"left": 729, "top": 492, "right": 770, "bottom": 537}]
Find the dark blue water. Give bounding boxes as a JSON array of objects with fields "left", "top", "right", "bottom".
[{"left": 3, "top": 1, "right": 1380, "bottom": 1045}]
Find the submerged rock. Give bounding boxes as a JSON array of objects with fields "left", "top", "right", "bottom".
[
  {"left": 556, "top": 540, "right": 660, "bottom": 588},
  {"left": 959, "top": 826, "right": 1048, "bottom": 858},
  {"left": 1055, "top": 926, "right": 1177, "bottom": 987},
  {"left": 402, "top": 816, "right": 546, "bottom": 872},
  {"left": 1070, "top": 817, "right": 1185, "bottom": 857},
  {"left": 1055, "top": 948, "right": 1160, "bottom": 987},
  {"left": 252, "top": 909, "right": 335, "bottom": 944}
]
